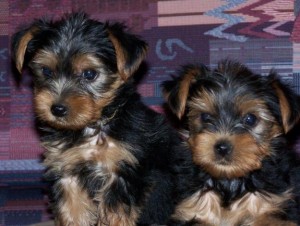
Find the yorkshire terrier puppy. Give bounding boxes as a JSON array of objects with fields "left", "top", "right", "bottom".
[
  {"left": 163, "top": 60, "right": 300, "bottom": 226},
  {"left": 12, "top": 12, "right": 191, "bottom": 226}
]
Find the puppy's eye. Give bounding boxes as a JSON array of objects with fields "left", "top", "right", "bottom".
[
  {"left": 243, "top": 113, "right": 257, "bottom": 127},
  {"left": 82, "top": 69, "right": 98, "bottom": 81},
  {"left": 200, "top": 113, "right": 212, "bottom": 123},
  {"left": 42, "top": 67, "right": 53, "bottom": 77}
]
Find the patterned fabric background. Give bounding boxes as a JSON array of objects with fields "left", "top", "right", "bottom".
[{"left": 0, "top": 0, "right": 300, "bottom": 225}]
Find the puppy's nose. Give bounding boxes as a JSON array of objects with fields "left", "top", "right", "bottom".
[
  {"left": 51, "top": 104, "right": 68, "bottom": 117},
  {"left": 214, "top": 141, "right": 232, "bottom": 157}
]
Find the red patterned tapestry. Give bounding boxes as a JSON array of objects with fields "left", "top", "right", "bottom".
[{"left": 1, "top": 0, "right": 300, "bottom": 225}]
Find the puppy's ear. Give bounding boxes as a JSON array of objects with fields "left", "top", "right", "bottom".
[
  {"left": 12, "top": 26, "right": 40, "bottom": 73},
  {"left": 271, "top": 73, "right": 300, "bottom": 133},
  {"left": 162, "top": 65, "right": 207, "bottom": 119},
  {"left": 107, "top": 23, "right": 148, "bottom": 81}
]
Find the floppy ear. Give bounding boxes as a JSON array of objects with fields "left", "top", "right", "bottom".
[
  {"left": 12, "top": 26, "right": 39, "bottom": 73},
  {"left": 107, "top": 23, "right": 148, "bottom": 81},
  {"left": 271, "top": 73, "right": 300, "bottom": 133},
  {"left": 162, "top": 65, "right": 207, "bottom": 119}
]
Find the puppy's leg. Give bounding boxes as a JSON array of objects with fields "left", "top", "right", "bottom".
[
  {"left": 97, "top": 202, "right": 139, "bottom": 226},
  {"left": 54, "top": 176, "right": 98, "bottom": 226},
  {"left": 96, "top": 182, "right": 140, "bottom": 226}
]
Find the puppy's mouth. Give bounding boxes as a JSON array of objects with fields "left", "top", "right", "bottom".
[
  {"left": 36, "top": 106, "right": 96, "bottom": 130},
  {"left": 215, "top": 158, "right": 231, "bottom": 166},
  {"left": 34, "top": 91, "right": 105, "bottom": 130},
  {"left": 47, "top": 117, "right": 94, "bottom": 130}
]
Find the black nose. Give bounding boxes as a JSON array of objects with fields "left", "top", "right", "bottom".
[
  {"left": 214, "top": 141, "right": 232, "bottom": 157},
  {"left": 51, "top": 104, "right": 68, "bottom": 117}
]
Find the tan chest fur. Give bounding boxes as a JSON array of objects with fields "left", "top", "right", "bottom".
[
  {"left": 44, "top": 129, "right": 137, "bottom": 177},
  {"left": 43, "top": 130, "right": 139, "bottom": 226},
  {"left": 173, "top": 189, "right": 292, "bottom": 226}
]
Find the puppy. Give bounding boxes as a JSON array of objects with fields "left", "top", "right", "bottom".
[
  {"left": 163, "top": 60, "right": 300, "bottom": 226},
  {"left": 12, "top": 12, "right": 191, "bottom": 226}
]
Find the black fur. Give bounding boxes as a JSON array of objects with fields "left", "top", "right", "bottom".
[
  {"left": 163, "top": 60, "right": 300, "bottom": 225},
  {"left": 44, "top": 82, "right": 193, "bottom": 224},
  {"left": 12, "top": 12, "right": 193, "bottom": 225}
]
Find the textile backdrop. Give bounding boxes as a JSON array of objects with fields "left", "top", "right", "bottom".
[{"left": 0, "top": 0, "right": 300, "bottom": 225}]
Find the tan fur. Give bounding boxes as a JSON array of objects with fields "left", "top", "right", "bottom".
[
  {"left": 252, "top": 214, "right": 297, "bottom": 226},
  {"left": 187, "top": 94, "right": 283, "bottom": 178},
  {"left": 44, "top": 133, "right": 138, "bottom": 226},
  {"left": 44, "top": 133, "right": 137, "bottom": 178},
  {"left": 173, "top": 190, "right": 221, "bottom": 225},
  {"left": 188, "top": 132, "right": 271, "bottom": 179},
  {"left": 108, "top": 31, "right": 147, "bottom": 81},
  {"left": 189, "top": 90, "right": 217, "bottom": 115},
  {"left": 93, "top": 73, "right": 124, "bottom": 117},
  {"left": 175, "top": 68, "right": 199, "bottom": 118},
  {"left": 72, "top": 53, "right": 104, "bottom": 74},
  {"left": 173, "top": 190, "right": 293, "bottom": 226},
  {"left": 237, "top": 98, "right": 274, "bottom": 122},
  {"left": 57, "top": 177, "right": 98, "bottom": 226},
  {"left": 63, "top": 95, "right": 98, "bottom": 129},
  {"left": 34, "top": 89, "right": 55, "bottom": 122},
  {"left": 187, "top": 90, "right": 217, "bottom": 133},
  {"left": 272, "top": 82, "right": 298, "bottom": 133},
  {"left": 15, "top": 26, "right": 39, "bottom": 72},
  {"left": 170, "top": 61, "right": 298, "bottom": 225},
  {"left": 31, "top": 50, "right": 58, "bottom": 71},
  {"left": 34, "top": 88, "right": 119, "bottom": 130},
  {"left": 32, "top": 51, "right": 125, "bottom": 130},
  {"left": 34, "top": 89, "right": 98, "bottom": 130},
  {"left": 236, "top": 97, "right": 283, "bottom": 136},
  {"left": 14, "top": 15, "right": 149, "bottom": 226},
  {"left": 108, "top": 33, "right": 127, "bottom": 80}
]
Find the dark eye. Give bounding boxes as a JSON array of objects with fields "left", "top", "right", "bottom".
[
  {"left": 82, "top": 69, "right": 97, "bottom": 81},
  {"left": 243, "top": 113, "right": 257, "bottom": 127},
  {"left": 200, "top": 113, "right": 212, "bottom": 123},
  {"left": 42, "top": 67, "right": 53, "bottom": 77}
]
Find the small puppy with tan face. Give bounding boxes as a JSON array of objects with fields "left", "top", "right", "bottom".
[
  {"left": 12, "top": 12, "right": 192, "bottom": 226},
  {"left": 163, "top": 60, "right": 300, "bottom": 226}
]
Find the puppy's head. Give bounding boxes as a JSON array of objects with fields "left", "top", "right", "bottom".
[
  {"left": 12, "top": 12, "right": 147, "bottom": 130},
  {"left": 163, "top": 60, "right": 300, "bottom": 179}
]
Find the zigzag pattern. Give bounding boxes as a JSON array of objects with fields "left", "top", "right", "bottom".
[
  {"left": 204, "top": 0, "right": 248, "bottom": 42},
  {"left": 239, "top": 0, "right": 274, "bottom": 38},
  {"left": 204, "top": 0, "right": 294, "bottom": 41},
  {"left": 238, "top": 0, "right": 293, "bottom": 39},
  {"left": 264, "top": 21, "right": 291, "bottom": 36}
]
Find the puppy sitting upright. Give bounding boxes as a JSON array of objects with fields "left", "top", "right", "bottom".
[
  {"left": 163, "top": 60, "right": 300, "bottom": 226},
  {"left": 12, "top": 12, "right": 191, "bottom": 226}
]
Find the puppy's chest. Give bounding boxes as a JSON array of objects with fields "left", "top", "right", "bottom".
[
  {"left": 43, "top": 129, "right": 137, "bottom": 192},
  {"left": 175, "top": 189, "right": 291, "bottom": 226}
]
